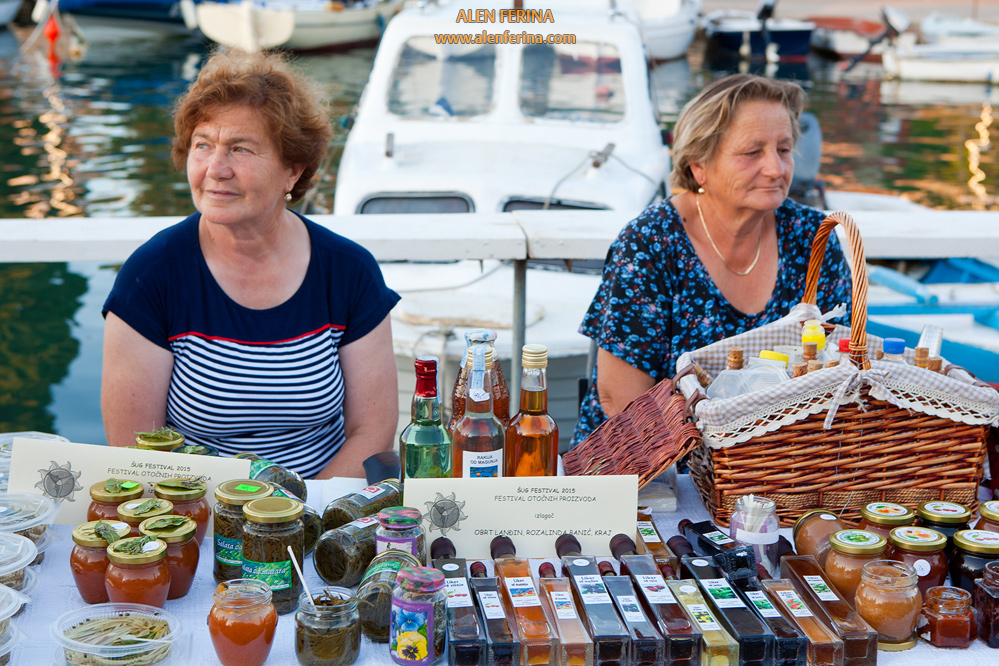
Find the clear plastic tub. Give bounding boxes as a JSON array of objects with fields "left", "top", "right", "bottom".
[
  {"left": 0, "top": 622, "right": 24, "bottom": 666},
  {"left": 0, "top": 585, "right": 27, "bottom": 637},
  {"left": 13, "top": 568, "right": 37, "bottom": 618},
  {"left": 51, "top": 603, "right": 187, "bottom": 666},
  {"left": 0, "top": 493, "right": 59, "bottom": 562},
  {"left": 0, "top": 534, "right": 36, "bottom": 591}
]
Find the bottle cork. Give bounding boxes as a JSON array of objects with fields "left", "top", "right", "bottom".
[
  {"left": 927, "top": 357, "right": 943, "bottom": 373},
  {"left": 726, "top": 347, "right": 744, "bottom": 370},
  {"left": 802, "top": 341, "right": 818, "bottom": 362},
  {"left": 807, "top": 360, "right": 824, "bottom": 373},
  {"left": 914, "top": 347, "right": 929, "bottom": 368},
  {"left": 824, "top": 360, "right": 839, "bottom": 368},
  {"left": 693, "top": 363, "right": 713, "bottom": 388},
  {"left": 791, "top": 361, "right": 808, "bottom": 377}
]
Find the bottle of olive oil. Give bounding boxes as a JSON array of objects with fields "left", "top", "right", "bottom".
[{"left": 400, "top": 356, "right": 452, "bottom": 482}]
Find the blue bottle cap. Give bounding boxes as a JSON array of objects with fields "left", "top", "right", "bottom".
[{"left": 883, "top": 338, "right": 906, "bottom": 355}]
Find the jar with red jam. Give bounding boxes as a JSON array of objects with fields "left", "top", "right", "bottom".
[
  {"left": 153, "top": 478, "right": 211, "bottom": 545},
  {"left": 116, "top": 498, "right": 174, "bottom": 537},
  {"left": 854, "top": 560, "right": 921, "bottom": 651},
  {"left": 974, "top": 561, "right": 999, "bottom": 648},
  {"left": 917, "top": 586, "right": 976, "bottom": 648},
  {"left": 69, "top": 520, "right": 130, "bottom": 604},
  {"left": 139, "top": 515, "right": 199, "bottom": 600},
  {"left": 974, "top": 500, "right": 999, "bottom": 533},
  {"left": 886, "top": 526, "right": 948, "bottom": 596},
  {"left": 858, "top": 502, "right": 916, "bottom": 540},
  {"left": 917, "top": 501, "right": 971, "bottom": 557},
  {"left": 949, "top": 529, "right": 999, "bottom": 594},
  {"left": 87, "top": 479, "right": 143, "bottom": 522},
  {"left": 793, "top": 509, "right": 846, "bottom": 567},
  {"left": 823, "top": 529, "right": 887, "bottom": 603},
  {"left": 104, "top": 536, "right": 171, "bottom": 608},
  {"left": 208, "top": 578, "right": 278, "bottom": 666}
]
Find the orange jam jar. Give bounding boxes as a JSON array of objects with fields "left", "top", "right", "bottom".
[
  {"left": 793, "top": 509, "right": 846, "bottom": 567},
  {"left": 854, "top": 560, "right": 921, "bottom": 651},
  {"left": 858, "top": 502, "right": 916, "bottom": 540},
  {"left": 974, "top": 500, "right": 999, "bottom": 533},
  {"left": 139, "top": 515, "right": 199, "bottom": 600},
  {"left": 153, "top": 478, "right": 211, "bottom": 545},
  {"left": 105, "top": 536, "right": 171, "bottom": 608},
  {"left": 917, "top": 586, "right": 976, "bottom": 648},
  {"left": 886, "top": 526, "right": 948, "bottom": 596},
  {"left": 69, "top": 520, "right": 131, "bottom": 604},
  {"left": 87, "top": 479, "right": 143, "bottom": 522},
  {"left": 208, "top": 578, "right": 278, "bottom": 666},
  {"left": 116, "top": 498, "right": 174, "bottom": 537},
  {"left": 823, "top": 529, "right": 887, "bottom": 603}
]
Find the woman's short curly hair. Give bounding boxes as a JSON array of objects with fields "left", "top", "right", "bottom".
[
  {"left": 172, "top": 49, "right": 332, "bottom": 203},
  {"left": 669, "top": 74, "right": 805, "bottom": 193}
]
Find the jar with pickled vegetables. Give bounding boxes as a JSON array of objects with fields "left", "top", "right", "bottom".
[
  {"left": 854, "top": 560, "right": 921, "bottom": 651},
  {"left": 858, "top": 502, "right": 916, "bottom": 540},
  {"left": 105, "top": 536, "right": 171, "bottom": 608},
  {"left": 153, "top": 478, "right": 211, "bottom": 545},
  {"left": 214, "top": 479, "right": 274, "bottom": 583},
  {"left": 390, "top": 566, "right": 447, "bottom": 666},
  {"left": 70, "top": 520, "right": 130, "bottom": 604},
  {"left": 295, "top": 588, "right": 361, "bottom": 666},
  {"left": 322, "top": 480, "right": 402, "bottom": 531},
  {"left": 235, "top": 452, "right": 308, "bottom": 502},
  {"left": 139, "top": 515, "right": 199, "bottom": 600},
  {"left": 357, "top": 549, "right": 422, "bottom": 642},
  {"left": 886, "top": 526, "right": 948, "bottom": 596},
  {"left": 975, "top": 500, "right": 999, "bottom": 533},
  {"left": 87, "top": 479, "right": 143, "bottom": 522},
  {"left": 823, "top": 529, "right": 886, "bottom": 603},
  {"left": 116, "top": 498, "right": 174, "bottom": 537},
  {"left": 793, "top": 509, "right": 845, "bottom": 567},
  {"left": 241, "top": 496, "right": 305, "bottom": 615},
  {"left": 208, "top": 578, "right": 278, "bottom": 666}
]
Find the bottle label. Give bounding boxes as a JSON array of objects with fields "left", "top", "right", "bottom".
[
  {"left": 391, "top": 596, "right": 437, "bottom": 665},
  {"left": 803, "top": 575, "right": 840, "bottom": 601},
  {"left": 242, "top": 558, "right": 291, "bottom": 590},
  {"left": 248, "top": 458, "right": 279, "bottom": 478},
  {"left": 573, "top": 574, "right": 613, "bottom": 605},
  {"left": 686, "top": 603, "right": 722, "bottom": 631},
  {"left": 477, "top": 590, "right": 506, "bottom": 619},
  {"left": 548, "top": 590, "right": 578, "bottom": 619},
  {"left": 960, "top": 530, "right": 999, "bottom": 545},
  {"left": 745, "top": 590, "right": 782, "bottom": 618},
  {"left": 731, "top": 528, "right": 779, "bottom": 545},
  {"left": 214, "top": 535, "right": 242, "bottom": 566},
  {"left": 635, "top": 574, "right": 676, "bottom": 604},
  {"left": 462, "top": 450, "right": 503, "bottom": 478},
  {"left": 701, "top": 579, "right": 746, "bottom": 608},
  {"left": 775, "top": 589, "right": 814, "bottom": 617},
  {"left": 360, "top": 558, "right": 406, "bottom": 585},
  {"left": 357, "top": 485, "right": 388, "bottom": 499},
  {"left": 445, "top": 577, "right": 474, "bottom": 609},
  {"left": 865, "top": 502, "right": 909, "bottom": 516},
  {"left": 505, "top": 576, "right": 542, "bottom": 608},
  {"left": 637, "top": 521, "right": 662, "bottom": 544},
  {"left": 377, "top": 535, "right": 420, "bottom": 557},
  {"left": 345, "top": 516, "right": 379, "bottom": 531},
  {"left": 702, "top": 530, "right": 735, "bottom": 545},
  {"left": 616, "top": 594, "right": 647, "bottom": 623}
]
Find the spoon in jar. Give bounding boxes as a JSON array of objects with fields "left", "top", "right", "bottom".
[{"left": 288, "top": 545, "right": 316, "bottom": 609}]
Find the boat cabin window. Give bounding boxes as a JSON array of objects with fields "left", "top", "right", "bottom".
[
  {"left": 388, "top": 38, "right": 496, "bottom": 118},
  {"left": 520, "top": 42, "right": 625, "bottom": 123}
]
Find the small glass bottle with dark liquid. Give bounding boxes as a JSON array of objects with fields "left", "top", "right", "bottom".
[
  {"left": 677, "top": 519, "right": 756, "bottom": 580},
  {"left": 973, "top": 560, "right": 999, "bottom": 648},
  {"left": 491, "top": 535, "right": 558, "bottom": 665},
  {"left": 598, "top": 560, "right": 666, "bottom": 666},
  {"left": 430, "top": 537, "right": 485, "bottom": 666},
  {"left": 724, "top": 558, "right": 807, "bottom": 666},
  {"left": 468, "top": 560, "right": 521, "bottom": 665},
  {"left": 761, "top": 579, "right": 844, "bottom": 666}
]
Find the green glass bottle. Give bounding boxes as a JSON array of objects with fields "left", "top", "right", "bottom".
[{"left": 400, "top": 356, "right": 452, "bottom": 482}]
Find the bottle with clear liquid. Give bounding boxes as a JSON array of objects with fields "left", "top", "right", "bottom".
[
  {"left": 491, "top": 535, "right": 558, "bottom": 665},
  {"left": 506, "top": 344, "right": 558, "bottom": 477},
  {"left": 452, "top": 345, "right": 505, "bottom": 478},
  {"left": 400, "top": 356, "right": 452, "bottom": 483},
  {"left": 705, "top": 347, "right": 746, "bottom": 400},
  {"left": 741, "top": 351, "right": 790, "bottom": 393},
  {"left": 450, "top": 329, "right": 511, "bottom": 431},
  {"left": 881, "top": 338, "right": 907, "bottom": 364}
]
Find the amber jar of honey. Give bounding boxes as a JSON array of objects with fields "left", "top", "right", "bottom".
[
  {"left": 858, "top": 502, "right": 916, "bottom": 540},
  {"left": 917, "top": 586, "right": 976, "bottom": 648},
  {"left": 824, "top": 529, "right": 887, "bottom": 603},
  {"left": 793, "top": 509, "right": 846, "bottom": 567},
  {"left": 87, "top": 480, "right": 144, "bottom": 522},
  {"left": 104, "top": 537, "right": 171, "bottom": 608},
  {"left": 854, "top": 560, "right": 921, "bottom": 651},
  {"left": 208, "top": 578, "right": 278, "bottom": 666},
  {"left": 886, "top": 526, "right": 948, "bottom": 596},
  {"left": 974, "top": 500, "right": 999, "bottom": 533}
]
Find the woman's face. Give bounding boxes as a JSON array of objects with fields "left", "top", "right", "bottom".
[
  {"left": 691, "top": 100, "right": 794, "bottom": 214},
  {"left": 187, "top": 105, "right": 303, "bottom": 228}
]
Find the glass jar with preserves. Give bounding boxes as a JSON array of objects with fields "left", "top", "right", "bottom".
[
  {"left": 357, "top": 549, "right": 422, "bottom": 642},
  {"left": 104, "top": 536, "right": 171, "bottom": 608},
  {"left": 69, "top": 520, "right": 130, "bottom": 604},
  {"left": 858, "top": 502, "right": 916, "bottom": 540},
  {"left": 295, "top": 587, "right": 361, "bottom": 666},
  {"left": 139, "top": 515, "right": 199, "bottom": 600},
  {"left": 974, "top": 561, "right": 999, "bottom": 648},
  {"left": 854, "top": 560, "right": 921, "bottom": 651},
  {"left": 87, "top": 479, "right": 143, "bottom": 522},
  {"left": 793, "top": 509, "right": 846, "bottom": 567},
  {"left": 267, "top": 485, "right": 322, "bottom": 556},
  {"left": 241, "top": 496, "right": 305, "bottom": 615},
  {"left": 116, "top": 498, "right": 174, "bottom": 537},
  {"left": 886, "top": 526, "right": 948, "bottom": 596},
  {"left": 153, "top": 478, "right": 211, "bottom": 545},
  {"left": 314, "top": 516, "right": 378, "bottom": 587},
  {"left": 208, "top": 578, "right": 278, "bottom": 666},
  {"left": 949, "top": 529, "right": 999, "bottom": 594},
  {"left": 824, "top": 529, "right": 887, "bottom": 603},
  {"left": 322, "top": 480, "right": 402, "bottom": 531},
  {"left": 390, "top": 566, "right": 447, "bottom": 666},
  {"left": 917, "top": 586, "right": 976, "bottom": 648},
  {"left": 135, "top": 426, "right": 184, "bottom": 451},
  {"left": 376, "top": 507, "right": 426, "bottom": 562},
  {"left": 975, "top": 500, "right": 999, "bottom": 533},
  {"left": 214, "top": 479, "right": 274, "bottom": 583},
  {"left": 172, "top": 443, "right": 220, "bottom": 455},
  {"left": 235, "top": 452, "right": 308, "bottom": 502},
  {"left": 917, "top": 501, "right": 971, "bottom": 556}
]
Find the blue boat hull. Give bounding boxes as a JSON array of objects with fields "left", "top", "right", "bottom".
[
  {"left": 56, "top": 0, "right": 188, "bottom": 25},
  {"left": 709, "top": 28, "right": 812, "bottom": 61}
]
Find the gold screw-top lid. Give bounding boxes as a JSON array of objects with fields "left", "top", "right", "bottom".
[
  {"left": 243, "top": 496, "right": 304, "bottom": 524},
  {"left": 90, "top": 479, "right": 144, "bottom": 503},
  {"left": 72, "top": 520, "right": 131, "bottom": 548},
  {"left": 521, "top": 344, "right": 548, "bottom": 368},
  {"left": 979, "top": 500, "right": 999, "bottom": 523},
  {"left": 917, "top": 501, "right": 971, "bottom": 524},
  {"left": 927, "top": 357, "right": 943, "bottom": 372},
  {"left": 117, "top": 498, "right": 174, "bottom": 523},
  {"left": 952, "top": 529, "right": 999, "bottom": 555},
  {"left": 860, "top": 502, "right": 916, "bottom": 526},
  {"left": 464, "top": 345, "right": 494, "bottom": 369},
  {"left": 138, "top": 515, "right": 197, "bottom": 543},
  {"left": 829, "top": 529, "right": 887, "bottom": 555},
  {"left": 215, "top": 479, "right": 274, "bottom": 506},
  {"left": 153, "top": 478, "right": 208, "bottom": 502},
  {"left": 888, "top": 526, "right": 946, "bottom": 552},
  {"left": 106, "top": 537, "right": 168, "bottom": 565}
]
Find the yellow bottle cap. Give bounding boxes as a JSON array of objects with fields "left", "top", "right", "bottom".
[
  {"left": 759, "top": 350, "right": 789, "bottom": 365},
  {"left": 801, "top": 320, "right": 827, "bottom": 350}
]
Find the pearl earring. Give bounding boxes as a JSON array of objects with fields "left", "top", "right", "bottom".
[
  {"left": 697, "top": 186, "right": 705, "bottom": 194},
  {"left": 284, "top": 192, "right": 292, "bottom": 201}
]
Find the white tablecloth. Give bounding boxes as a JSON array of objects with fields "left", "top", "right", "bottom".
[{"left": 17, "top": 475, "right": 999, "bottom": 665}]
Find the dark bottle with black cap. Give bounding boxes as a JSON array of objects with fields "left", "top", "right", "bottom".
[
  {"left": 430, "top": 537, "right": 485, "bottom": 666},
  {"left": 465, "top": 553, "right": 519, "bottom": 665},
  {"left": 677, "top": 519, "right": 757, "bottom": 580}
]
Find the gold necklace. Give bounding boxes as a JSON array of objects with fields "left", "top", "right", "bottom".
[{"left": 695, "top": 193, "right": 762, "bottom": 276}]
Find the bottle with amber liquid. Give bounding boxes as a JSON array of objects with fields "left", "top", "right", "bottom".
[
  {"left": 537, "top": 561, "right": 594, "bottom": 666},
  {"left": 505, "top": 344, "right": 558, "bottom": 477},
  {"left": 400, "top": 356, "right": 452, "bottom": 482},
  {"left": 450, "top": 329, "right": 511, "bottom": 430},
  {"left": 452, "top": 345, "right": 505, "bottom": 478},
  {"left": 491, "top": 535, "right": 558, "bottom": 665}
]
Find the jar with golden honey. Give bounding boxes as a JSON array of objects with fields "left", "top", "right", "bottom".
[
  {"left": 854, "top": 560, "right": 921, "bottom": 651},
  {"left": 858, "top": 502, "right": 916, "bottom": 540},
  {"left": 824, "top": 529, "right": 887, "bottom": 603},
  {"left": 208, "top": 578, "right": 278, "bottom": 666},
  {"left": 975, "top": 500, "right": 999, "bottom": 533},
  {"left": 886, "top": 526, "right": 948, "bottom": 596},
  {"left": 87, "top": 479, "right": 143, "bottom": 522},
  {"left": 917, "top": 501, "right": 971, "bottom": 557},
  {"left": 793, "top": 509, "right": 846, "bottom": 567}
]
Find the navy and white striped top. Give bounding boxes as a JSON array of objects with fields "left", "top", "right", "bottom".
[{"left": 103, "top": 212, "right": 400, "bottom": 477}]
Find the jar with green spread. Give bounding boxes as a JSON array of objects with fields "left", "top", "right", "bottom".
[
  {"left": 242, "top": 496, "right": 305, "bottom": 615},
  {"left": 322, "top": 480, "right": 401, "bottom": 531},
  {"left": 213, "top": 479, "right": 274, "bottom": 583}
]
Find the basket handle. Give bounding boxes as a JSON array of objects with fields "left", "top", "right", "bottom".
[{"left": 802, "top": 211, "right": 871, "bottom": 370}]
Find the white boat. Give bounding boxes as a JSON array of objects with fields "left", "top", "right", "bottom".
[
  {"left": 807, "top": 15, "right": 915, "bottom": 62},
  {"left": 883, "top": 42, "right": 999, "bottom": 83},
  {"left": 622, "top": 0, "right": 701, "bottom": 61},
  {"left": 31, "top": 0, "right": 200, "bottom": 39},
  {"left": 920, "top": 11, "right": 999, "bottom": 46},
  {"left": 701, "top": 9, "right": 814, "bottom": 62},
  {"left": 194, "top": 0, "right": 404, "bottom": 52}
]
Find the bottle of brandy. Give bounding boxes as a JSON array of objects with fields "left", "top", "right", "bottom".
[
  {"left": 430, "top": 537, "right": 485, "bottom": 665},
  {"left": 505, "top": 344, "right": 558, "bottom": 477},
  {"left": 450, "top": 329, "right": 511, "bottom": 430},
  {"left": 452, "top": 345, "right": 505, "bottom": 478},
  {"left": 490, "top": 535, "right": 558, "bottom": 665},
  {"left": 400, "top": 356, "right": 452, "bottom": 483}
]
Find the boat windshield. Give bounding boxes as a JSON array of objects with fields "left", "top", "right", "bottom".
[
  {"left": 520, "top": 42, "right": 625, "bottom": 123},
  {"left": 388, "top": 38, "right": 496, "bottom": 118}
]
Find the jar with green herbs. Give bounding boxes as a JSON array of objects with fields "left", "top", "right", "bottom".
[
  {"left": 139, "top": 515, "right": 199, "bottom": 600},
  {"left": 116, "top": 498, "right": 174, "bottom": 537},
  {"left": 153, "top": 478, "right": 210, "bottom": 545},
  {"left": 134, "top": 426, "right": 184, "bottom": 451},
  {"left": 235, "top": 452, "right": 308, "bottom": 502},
  {"left": 390, "top": 566, "right": 447, "bottom": 666},
  {"left": 87, "top": 479, "right": 143, "bottom": 522},
  {"left": 268, "top": 485, "right": 322, "bottom": 556},
  {"left": 295, "top": 587, "right": 361, "bottom": 666},
  {"left": 171, "top": 443, "right": 220, "bottom": 456},
  {"left": 105, "top": 536, "right": 171, "bottom": 608},
  {"left": 213, "top": 479, "right": 274, "bottom": 583},
  {"left": 356, "top": 549, "right": 422, "bottom": 642},
  {"left": 314, "top": 516, "right": 378, "bottom": 587},
  {"left": 242, "top": 496, "right": 305, "bottom": 615},
  {"left": 322, "top": 480, "right": 401, "bottom": 531},
  {"left": 376, "top": 507, "right": 426, "bottom": 562}
]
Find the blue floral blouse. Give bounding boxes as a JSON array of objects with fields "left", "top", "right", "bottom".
[{"left": 572, "top": 197, "right": 853, "bottom": 446}]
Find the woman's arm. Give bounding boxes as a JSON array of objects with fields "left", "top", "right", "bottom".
[
  {"left": 101, "top": 312, "right": 175, "bottom": 447},
  {"left": 316, "top": 315, "right": 397, "bottom": 479},
  {"left": 595, "top": 347, "right": 656, "bottom": 418}
]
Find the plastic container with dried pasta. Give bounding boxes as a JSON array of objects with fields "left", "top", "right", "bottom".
[
  {"left": 51, "top": 602, "right": 188, "bottom": 666},
  {"left": 0, "top": 622, "right": 23, "bottom": 666},
  {"left": 0, "top": 586, "right": 27, "bottom": 638},
  {"left": 0, "top": 493, "right": 59, "bottom": 560},
  {"left": 0, "top": 534, "right": 36, "bottom": 591}
]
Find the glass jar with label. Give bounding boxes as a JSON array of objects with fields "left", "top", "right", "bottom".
[
  {"left": 235, "top": 452, "right": 308, "bottom": 502},
  {"left": 793, "top": 509, "right": 846, "bottom": 567},
  {"left": 376, "top": 507, "right": 426, "bottom": 563},
  {"left": 139, "top": 515, "right": 199, "bottom": 600},
  {"left": 823, "top": 529, "right": 887, "bottom": 602},
  {"left": 213, "top": 479, "right": 274, "bottom": 583},
  {"left": 208, "top": 578, "right": 278, "bottom": 666},
  {"left": 87, "top": 479, "right": 143, "bottom": 522},
  {"left": 314, "top": 515, "right": 379, "bottom": 587},
  {"left": 69, "top": 520, "right": 130, "bottom": 604},
  {"left": 116, "top": 498, "right": 174, "bottom": 537},
  {"left": 949, "top": 529, "right": 999, "bottom": 594},
  {"left": 241, "top": 496, "right": 305, "bottom": 615},
  {"left": 854, "top": 560, "right": 921, "bottom": 651},
  {"left": 975, "top": 500, "right": 999, "bottom": 533},
  {"left": 322, "top": 480, "right": 402, "bottom": 531},
  {"left": 729, "top": 495, "right": 780, "bottom": 575},
  {"left": 357, "top": 549, "right": 423, "bottom": 642},
  {"left": 104, "top": 536, "right": 171, "bottom": 608},
  {"left": 917, "top": 586, "right": 976, "bottom": 648},
  {"left": 295, "top": 587, "right": 361, "bottom": 666},
  {"left": 974, "top": 561, "right": 999, "bottom": 648},
  {"left": 885, "top": 526, "right": 948, "bottom": 596},
  {"left": 153, "top": 478, "right": 211, "bottom": 545},
  {"left": 858, "top": 502, "right": 916, "bottom": 540},
  {"left": 390, "top": 566, "right": 447, "bottom": 665},
  {"left": 917, "top": 501, "right": 971, "bottom": 556}
]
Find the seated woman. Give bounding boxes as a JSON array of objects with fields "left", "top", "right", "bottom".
[
  {"left": 573, "top": 73, "right": 852, "bottom": 446},
  {"left": 101, "top": 50, "right": 399, "bottom": 479}
]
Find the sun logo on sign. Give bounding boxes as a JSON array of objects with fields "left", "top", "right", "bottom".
[
  {"left": 35, "top": 460, "right": 83, "bottom": 502},
  {"left": 423, "top": 492, "right": 467, "bottom": 537}
]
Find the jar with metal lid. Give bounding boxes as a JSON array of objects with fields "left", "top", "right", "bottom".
[
  {"left": 390, "top": 566, "right": 447, "bottom": 666},
  {"left": 854, "top": 560, "right": 921, "bottom": 651},
  {"left": 793, "top": 509, "right": 846, "bottom": 567},
  {"left": 917, "top": 586, "right": 976, "bottom": 648},
  {"left": 295, "top": 587, "right": 361, "bottom": 666},
  {"left": 104, "top": 536, "right": 171, "bottom": 608},
  {"left": 314, "top": 515, "right": 379, "bottom": 587},
  {"left": 823, "top": 529, "right": 887, "bottom": 602},
  {"left": 886, "top": 526, "right": 948, "bottom": 595},
  {"left": 116, "top": 498, "right": 174, "bottom": 537},
  {"left": 153, "top": 478, "right": 211, "bottom": 544},
  {"left": 172, "top": 443, "right": 220, "bottom": 456},
  {"left": 87, "top": 479, "right": 143, "bottom": 522},
  {"left": 357, "top": 548, "right": 422, "bottom": 642},
  {"left": 917, "top": 501, "right": 971, "bottom": 557},
  {"left": 213, "top": 479, "right": 274, "bottom": 583},
  {"left": 949, "top": 529, "right": 999, "bottom": 594},
  {"left": 974, "top": 561, "right": 999, "bottom": 647},
  {"left": 858, "top": 502, "right": 916, "bottom": 540},
  {"left": 268, "top": 485, "right": 322, "bottom": 556},
  {"left": 69, "top": 520, "right": 130, "bottom": 604},
  {"left": 241, "top": 496, "right": 305, "bottom": 615},
  {"left": 134, "top": 427, "right": 184, "bottom": 451},
  {"left": 975, "top": 500, "right": 999, "bottom": 533},
  {"left": 139, "top": 515, "right": 199, "bottom": 600},
  {"left": 208, "top": 578, "right": 278, "bottom": 666},
  {"left": 235, "top": 452, "right": 308, "bottom": 502},
  {"left": 322, "top": 480, "right": 402, "bottom": 531},
  {"left": 375, "top": 507, "right": 426, "bottom": 562}
]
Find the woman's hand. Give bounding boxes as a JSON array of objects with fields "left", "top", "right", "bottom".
[{"left": 595, "top": 347, "right": 655, "bottom": 418}]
